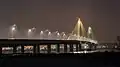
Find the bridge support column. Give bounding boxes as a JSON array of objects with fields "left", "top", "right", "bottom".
[
  {"left": 94, "top": 44, "right": 97, "bottom": 50},
  {"left": 47, "top": 44, "right": 51, "bottom": 53},
  {"left": 33, "top": 45, "right": 36, "bottom": 54},
  {"left": 89, "top": 43, "right": 92, "bottom": 50},
  {"left": 91, "top": 43, "right": 94, "bottom": 50},
  {"left": 78, "top": 44, "right": 81, "bottom": 51},
  {"left": 21, "top": 45, "right": 24, "bottom": 54},
  {"left": 13, "top": 45, "right": 17, "bottom": 54},
  {"left": 64, "top": 44, "right": 67, "bottom": 53},
  {"left": 70, "top": 44, "right": 73, "bottom": 53},
  {"left": 88, "top": 43, "right": 91, "bottom": 51},
  {"left": 76, "top": 44, "right": 79, "bottom": 52},
  {"left": 36, "top": 45, "right": 40, "bottom": 54},
  {"left": 57, "top": 44, "right": 60, "bottom": 53}
]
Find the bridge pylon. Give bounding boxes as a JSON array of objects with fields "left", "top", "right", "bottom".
[{"left": 71, "top": 17, "right": 86, "bottom": 37}]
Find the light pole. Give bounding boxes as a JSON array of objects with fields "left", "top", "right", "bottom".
[
  {"left": 10, "top": 24, "right": 17, "bottom": 39},
  {"left": 40, "top": 31, "right": 44, "bottom": 39},
  {"left": 48, "top": 31, "right": 51, "bottom": 39},
  {"left": 27, "top": 29, "right": 32, "bottom": 38},
  {"left": 27, "top": 27, "right": 36, "bottom": 39}
]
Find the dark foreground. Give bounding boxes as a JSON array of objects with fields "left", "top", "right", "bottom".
[{"left": 0, "top": 52, "right": 120, "bottom": 67}]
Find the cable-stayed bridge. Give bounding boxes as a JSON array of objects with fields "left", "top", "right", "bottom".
[
  {"left": 8, "top": 18, "right": 98, "bottom": 44},
  {"left": 1, "top": 17, "right": 119, "bottom": 55}
]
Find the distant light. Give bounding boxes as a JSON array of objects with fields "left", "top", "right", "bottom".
[
  {"left": 84, "top": 45, "right": 87, "bottom": 49},
  {"left": 57, "top": 33, "right": 60, "bottom": 36},
  {"left": 28, "top": 29, "right": 32, "bottom": 32},
  {"left": 88, "top": 26, "right": 92, "bottom": 34},
  {"left": 12, "top": 27, "right": 15, "bottom": 31},
  {"left": 115, "top": 46, "right": 117, "bottom": 48},
  {"left": 88, "top": 26, "right": 92, "bottom": 30},
  {"left": 40, "top": 31, "right": 43, "bottom": 34},
  {"left": 84, "top": 51, "right": 87, "bottom": 53},
  {"left": 48, "top": 32, "right": 51, "bottom": 35}
]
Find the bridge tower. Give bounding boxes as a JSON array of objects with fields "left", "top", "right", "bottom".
[{"left": 71, "top": 17, "right": 86, "bottom": 38}]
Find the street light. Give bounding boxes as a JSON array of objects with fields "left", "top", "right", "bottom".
[
  {"left": 10, "top": 24, "right": 17, "bottom": 39},
  {"left": 28, "top": 29, "right": 32, "bottom": 33},
  {"left": 27, "top": 27, "right": 36, "bottom": 39},
  {"left": 12, "top": 27, "right": 15, "bottom": 31},
  {"left": 27, "top": 29, "right": 32, "bottom": 38},
  {"left": 40, "top": 31, "right": 44, "bottom": 34},
  {"left": 56, "top": 32, "right": 60, "bottom": 40},
  {"left": 48, "top": 32, "right": 51, "bottom": 35},
  {"left": 40, "top": 31, "right": 44, "bottom": 39}
]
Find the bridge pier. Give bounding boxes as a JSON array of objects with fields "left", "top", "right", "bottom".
[
  {"left": 78, "top": 43, "right": 81, "bottom": 51},
  {"left": 21, "top": 45, "right": 24, "bottom": 54},
  {"left": 64, "top": 44, "right": 67, "bottom": 53},
  {"left": 47, "top": 44, "right": 51, "bottom": 53},
  {"left": 90, "top": 43, "right": 93, "bottom": 50},
  {"left": 92, "top": 43, "right": 96, "bottom": 50},
  {"left": 36, "top": 45, "right": 40, "bottom": 54},
  {"left": 33, "top": 45, "right": 36, "bottom": 54},
  {"left": 94, "top": 44, "right": 97, "bottom": 50},
  {"left": 76, "top": 44, "right": 79, "bottom": 52},
  {"left": 70, "top": 44, "right": 73, "bottom": 53},
  {"left": 88, "top": 43, "right": 92, "bottom": 50},
  {"left": 13, "top": 45, "right": 17, "bottom": 54},
  {"left": 57, "top": 44, "right": 60, "bottom": 53}
]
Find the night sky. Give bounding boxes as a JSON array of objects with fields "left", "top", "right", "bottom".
[{"left": 0, "top": 0, "right": 120, "bottom": 42}]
